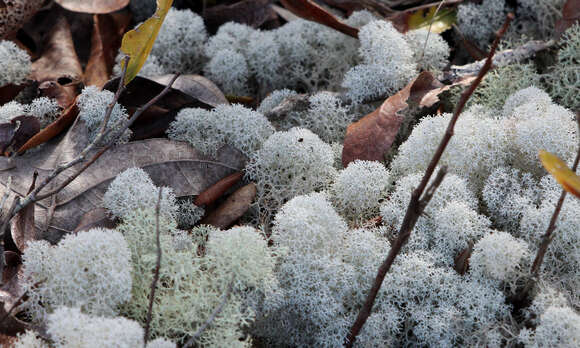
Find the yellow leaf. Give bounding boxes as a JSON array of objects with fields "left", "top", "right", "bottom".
[
  {"left": 539, "top": 150, "right": 580, "bottom": 198},
  {"left": 120, "top": 0, "right": 173, "bottom": 85},
  {"left": 408, "top": 6, "right": 456, "bottom": 34}
]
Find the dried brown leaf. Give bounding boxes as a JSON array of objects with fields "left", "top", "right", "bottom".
[
  {"left": 195, "top": 172, "right": 244, "bottom": 206},
  {"left": 342, "top": 71, "right": 442, "bottom": 166},
  {"left": 204, "top": 0, "right": 277, "bottom": 33},
  {"left": 55, "top": 0, "right": 130, "bottom": 14},
  {"left": 150, "top": 75, "right": 229, "bottom": 108},
  {"left": 17, "top": 98, "right": 79, "bottom": 154},
  {"left": 0, "top": 84, "right": 24, "bottom": 105},
  {"left": 556, "top": 0, "right": 580, "bottom": 36},
  {"left": 84, "top": 12, "right": 132, "bottom": 88},
  {"left": 280, "top": 0, "right": 359, "bottom": 38},
  {"left": 30, "top": 17, "right": 83, "bottom": 108},
  {"left": 200, "top": 183, "right": 257, "bottom": 229},
  {"left": 454, "top": 242, "right": 474, "bottom": 275}
]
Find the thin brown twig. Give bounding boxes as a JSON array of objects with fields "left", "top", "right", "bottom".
[
  {"left": 144, "top": 188, "right": 163, "bottom": 346},
  {"left": 344, "top": 13, "right": 514, "bottom": 347},
  {"left": 183, "top": 276, "right": 235, "bottom": 348},
  {"left": 0, "top": 290, "right": 28, "bottom": 326},
  {"left": 31, "top": 73, "right": 180, "bottom": 202}
]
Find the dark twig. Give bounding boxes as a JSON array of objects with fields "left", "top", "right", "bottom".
[
  {"left": 344, "top": 13, "right": 514, "bottom": 347},
  {"left": 29, "top": 73, "right": 180, "bottom": 202},
  {"left": 183, "top": 277, "right": 235, "bottom": 348},
  {"left": 144, "top": 188, "right": 163, "bottom": 346}
]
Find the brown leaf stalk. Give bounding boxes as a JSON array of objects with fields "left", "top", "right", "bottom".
[
  {"left": 344, "top": 13, "right": 514, "bottom": 347},
  {"left": 144, "top": 188, "right": 163, "bottom": 346}
]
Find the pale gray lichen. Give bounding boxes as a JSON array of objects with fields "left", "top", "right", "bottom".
[
  {"left": 103, "top": 167, "right": 177, "bottom": 221},
  {"left": 0, "top": 40, "right": 31, "bottom": 86},
  {"left": 77, "top": 86, "right": 132, "bottom": 144},
  {"left": 22, "top": 228, "right": 133, "bottom": 322},
  {"left": 245, "top": 128, "right": 336, "bottom": 220}
]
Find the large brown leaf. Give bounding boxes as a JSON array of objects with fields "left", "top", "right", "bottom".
[
  {"left": 200, "top": 183, "right": 257, "bottom": 229},
  {"left": 1, "top": 120, "right": 247, "bottom": 244},
  {"left": 55, "top": 0, "right": 130, "bottom": 14},
  {"left": 30, "top": 17, "right": 83, "bottom": 108},
  {"left": 342, "top": 71, "right": 463, "bottom": 167},
  {"left": 280, "top": 0, "right": 359, "bottom": 38},
  {"left": 556, "top": 0, "right": 580, "bottom": 36},
  {"left": 203, "top": 0, "right": 277, "bottom": 34},
  {"left": 84, "top": 12, "right": 132, "bottom": 88}
]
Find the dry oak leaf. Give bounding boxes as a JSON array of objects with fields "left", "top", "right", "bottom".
[
  {"left": 55, "top": 0, "right": 130, "bottom": 14},
  {"left": 203, "top": 0, "right": 277, "bottom": 34},
  {"left": 84, "top": 12, "right": 132, "bottom": 88},
  {"left": 0, "top": 119, "right": 246, "bottom": 244},
  {"left": 30, "top": 16, "right": 83, "bottom": 109},
  {"left": 200, "top": 183, "right": 257, "bottom": 229},
  {"left": 342, "top": 71, "right": 444, "bottom": 166},
  {"left": 280, "top": 0, "right": 359, "bottom": 38}
]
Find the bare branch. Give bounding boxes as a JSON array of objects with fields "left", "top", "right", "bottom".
[
  {"left": 344, "top": 13, "right": 514, "bottom": 347},
  {"left": 183, "top": 276, "right": 235, "bottom": 348},
  {"left": 144, "top": 188, "right": 163, "bottom": 346}
]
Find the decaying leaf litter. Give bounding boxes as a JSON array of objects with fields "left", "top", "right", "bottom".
[{"left": 0, "top": 0, "right": 579, "bottom": 347}]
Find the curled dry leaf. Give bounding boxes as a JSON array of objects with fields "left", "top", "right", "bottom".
[
  {"left": 55, "top": 0, "right": 130, "bottom": 14},
  {"left": 0, "top": 85, "right": 25, "bottom": 105},
  {"left": 200, "top": 183, "right": 257, "bottom": 229},
  {"left": 319, "top": 0, "right": 394, "bottom": 16},
  {"left": 342, "top": 71, "right": 443, "bottom": 166},
  {"left": 454, "top": 242, "right": 474, "bottom": 275},
  {"left": 30, "top": 17, "right": 83, "bottom": 109},
  {"left": 105, "top": 75, "right": 221, "bottom": 140},
  {"left": 0, "top": 116, "right": 40, "bottom": 155},
  {"left": 203, "top": 0, "right": 277, "bottom": 34},
  {"left": 195, "top": 172, "right": 244, "bottom": 207},
  {"left": 539, "top": 150, "right": 580, "bottom": 199},
  {"left": 0, "top": 119, "right": 247, "bottom": 243},
  {"left": 280, "top": 0, "right": 359, "bottom": 38},
  {"left": 555, "top": 0, "right": 580, "bottom": 36},
  {"left": 0, "top": 0, "right": 44, "bottom": 39},
  {"left": 84, "top": 12, "right": 132, "bottom": 88},
  {"left": 150, "top": 75, "right": 229, "bottom": 108},
  {"left": 119, "top": 0, "right": 173, "bottom": 85},
  {"left": 17, "top": 98, "right": 79, "bottom": 154}
]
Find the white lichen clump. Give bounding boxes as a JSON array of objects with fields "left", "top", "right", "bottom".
[
  {"left": 22, "top": 229, "right": 132, "bottom": 322},
  {"left": 330, "top": 160, "right": 390, "bottom": 222},
  {"left": 518, "top": 306, "right": 580, "bottom": 347},
  {"left": 167, "top": 104, "right": 274, "bottom": 158},
  {"left": 0, "top": 97, "right": 60, "bottom": 126},
  {"left": 0, "top": 40, "right": 31, "bottom": 86},
  {"left": 405, "top": 28, "right": 450, "bottom": 71},
  {"left": 546, "top": 24, "right": 580, "bottom": 111},
  {"left": 343, "top": 20, "right": 416, "bottom": 103},
  {"left": 150, "top": 8, "right": 207, "bottom": 74},
  {"left": 77, "top": 86, "right": 132, "bottom": 144},
  {"left": 103, "top": 167, "right": 177, "bottom": 220},
  {"left": 245, "top": 128, "right": 336, "bottom": 220},
  {"left": 469, "top": 232, "right": 530, "bottom": 284},
  {"left": 457, "top": 0, "right": 507, "bottom": 47},
  {"left": 118, "top": 209, "right": 276, "bottom": 346},
  {"left": 47, "top": 307, "right": 175, "bottom": 348}
]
